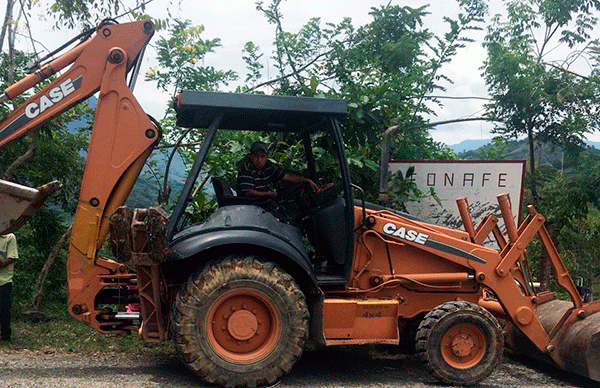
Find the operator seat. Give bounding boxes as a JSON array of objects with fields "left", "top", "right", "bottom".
[
  {"left": 211, "top": 177, "right": 256, "bottom": 207},
  {"left": 303, "top": 191, "right": 348, "bottom": 266}
]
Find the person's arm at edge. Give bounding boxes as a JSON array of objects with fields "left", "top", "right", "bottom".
[
  {"left": 0, "top": 257, "right": 14, "bottom": 268},
  {"left": 245, "top": 189, "right": 277, "bottom": 199},
  {"left": 282, "top": 173, "right": 319, "bottom": 192}
]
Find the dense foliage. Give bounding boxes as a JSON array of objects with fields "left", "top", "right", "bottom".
[
  {"left": 147, "top": 1, "right": 486, "bottom": 202},
  {"left": 0, "top": 50, "right": 90, "bottom": 312},
  {"left": 3, "top": 0, "right": 600, "bottom": 313},
  {"left": 482, "top": 0, "right": 600, "bottom": 288}
]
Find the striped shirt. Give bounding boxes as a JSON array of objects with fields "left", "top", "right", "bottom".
[{"left": 237, "top": 158, "right": 285, "bottom": 196}]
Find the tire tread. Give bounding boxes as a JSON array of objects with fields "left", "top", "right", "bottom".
[
  {"left": 415, "top": 301, "right": 503, "bottom": 385},
  {"left": 172, "top": 255, "right": 309, "bottom": 387}
]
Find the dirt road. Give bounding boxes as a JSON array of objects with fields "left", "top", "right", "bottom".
[{"left": 1, "top": 346, "right": 597, "bottom": 388}]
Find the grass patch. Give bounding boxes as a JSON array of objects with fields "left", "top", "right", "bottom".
[{"left": 0, "top": 308, "right": 175, "bottom": 356}]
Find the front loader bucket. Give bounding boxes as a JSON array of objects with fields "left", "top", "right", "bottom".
[
  {"left": 0, "top": 179, "right": 62, "bottom": 234},
  {"left": 506, "top": 299, "right": 600, "bottom": 382}
]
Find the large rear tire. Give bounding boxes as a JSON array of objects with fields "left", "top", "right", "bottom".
[
  {"left": 171, "top": 255, "right": 309, "bottom": 387},
  {"left": 415, "top": 301, "right": 503, "bottom": 385}
]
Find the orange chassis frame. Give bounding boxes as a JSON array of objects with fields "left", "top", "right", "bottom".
[{"left": 321, "top": 193, "right": 600, "bottom": 371}]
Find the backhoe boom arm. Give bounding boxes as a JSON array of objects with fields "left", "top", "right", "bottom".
[{"left": 0, "top": 20, "right": 158, "bottom": 333}]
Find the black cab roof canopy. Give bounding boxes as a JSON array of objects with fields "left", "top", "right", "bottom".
[
  {"left": 175, "top": 91, "right": 347, "bottom": 133},
  {"left": 169, "top": 91, "right": 354, "bottom": 272},
  {"left": 170, "top": 91, "right": 355, "bottom": 285}
]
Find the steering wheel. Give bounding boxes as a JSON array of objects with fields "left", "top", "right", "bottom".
[
  {"left": 277, "top": 182, "right": 336, "bottom": 209},
  {"left": 276, "top": 182, "right": 313, "bottom": 205}
]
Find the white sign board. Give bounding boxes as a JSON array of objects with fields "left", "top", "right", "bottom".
[{"left": 389, "top": 160, "right": 526, "bottom": 246}]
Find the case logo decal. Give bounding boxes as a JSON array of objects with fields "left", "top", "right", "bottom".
[
  {"left": 25, "top": 78, "right": 78, "bottom": 119},
  {"left": 383, "top": 223, "right": 429, "bottom": 245}
]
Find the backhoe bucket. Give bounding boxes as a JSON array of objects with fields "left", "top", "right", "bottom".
[
  {"left": 505, "top": 299, "right": 600, "bottom": 382},
  {"left": 0, "top": 179, "right": 62, "bottom": 235}
]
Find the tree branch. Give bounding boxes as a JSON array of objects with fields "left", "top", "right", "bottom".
[
  {"left": 30, "top": 224, "right": 73, "bottom": 312},
  {"left": 3, "top": 132, "right": 38, "bottom": 180},
  {"left": 272, "top": 7, "right": 303, "bottom": 85},
  {"left": 0, "top": 0, "right": 14, "bottom": 54},
  {"left": 246, "top": 51, "right": 330, "bottom": 92},
  {"left": 544, "top": 61, "right": 590, "bottom": 80}
]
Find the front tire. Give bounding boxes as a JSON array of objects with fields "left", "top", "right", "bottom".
[
  {"left": 171, "top": 255, "right": 309, "bottom": 387},
  {"left": 415, "top": 301, "right": 503, "bottom": 385}
]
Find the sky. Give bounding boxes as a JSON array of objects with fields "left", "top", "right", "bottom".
[{"left": 10, "top": 0, "right": 600, "bottom": 146}]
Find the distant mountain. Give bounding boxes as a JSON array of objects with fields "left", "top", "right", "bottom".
[
  {"left": 447, "top": 138, "right": 600, "bottom": 153},
  {"left": 455, "top": 138, "right": 600, "bottom": 174},
  {"left": 588, "top": 141, "right": 600, "bottom": 150},
  {"left": 447, "top": 139, "right": 491, "bottom": 153}
]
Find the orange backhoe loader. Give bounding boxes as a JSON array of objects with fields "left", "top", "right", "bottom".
[{"left": 1, "top": 19, "right": 600, "bottom": 387}]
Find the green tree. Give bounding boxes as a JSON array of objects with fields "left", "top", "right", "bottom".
[
  {"left": 558, "top": 207, "right": 600, "bottom": 300},
  {"left": 534, "top": 150, "right": 600, "bottom": 296},
  {"left": 0, "top": 49, "right": 89, "bottom": 313},
  {"left": 256, "top": 1, "right": 487, "bottom": 148},
  {"left": 0, "top": 49, "right": 88, "bottom": 210},
  {"left": 146, "top": 19, "right": 237, "bottom": 98},
  {"left": 482, "top": 0, "right": 600, "bottom": 289},
  {"left": 476, "top": 137, "right": 510, "bottom": 160},
  {"left": 328, "top": 2, "right": 487, "bottom": 153},
  {"left": 241, "top": 41, "right": 264, "bottom": 88},
  {"left": 47, "top": 0, "right": 163, "bottom": 28},
  {"left": 253, "top": 1, "right": 486, "bottom": 200},
  {"left": 141, "top": 18, "right": 242, "bottom": 212},
  {"left": 483, "top": 0, "right": 600, "bottom": 204}
]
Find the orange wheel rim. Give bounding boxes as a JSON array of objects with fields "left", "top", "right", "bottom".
[
  {"left": 440, "top": 323, "right": 486, "bottom": 369},
  {"left": 206, "top": 288, "right": 281, "bottom": 363}
]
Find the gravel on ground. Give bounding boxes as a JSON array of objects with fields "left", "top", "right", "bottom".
[{"left": 1, "top": 345, "right": 598, "bottom": 388}]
